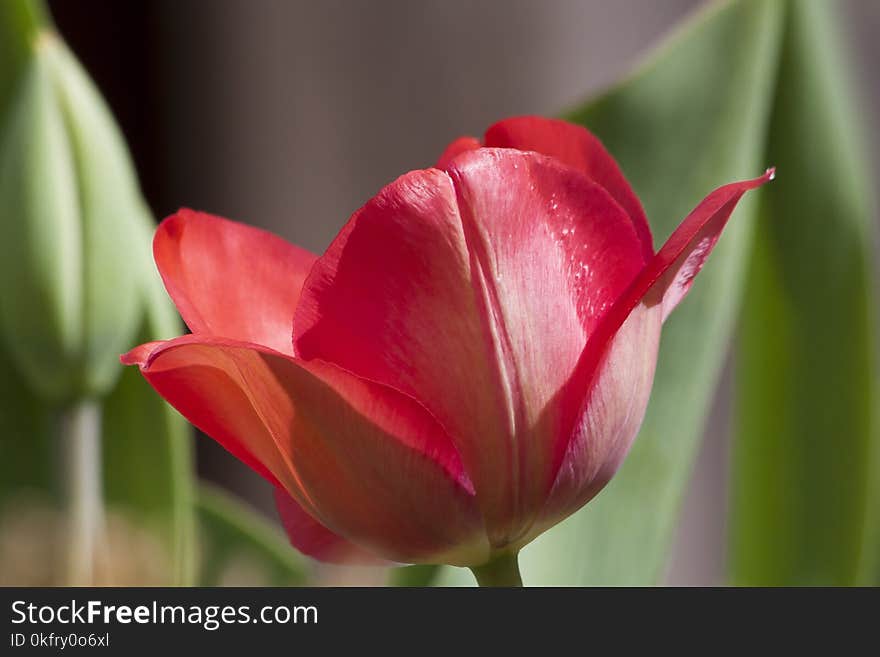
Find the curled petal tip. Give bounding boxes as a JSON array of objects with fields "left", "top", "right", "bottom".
[
  {"left": 120, "top": 341, "right": 163, "bottom": 367},
  {"left": 738, "top": 167, "right": 776, "bottom": 191}
]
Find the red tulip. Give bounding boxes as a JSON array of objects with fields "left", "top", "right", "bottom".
[{"left": 123, "top": 116, "right": 772, "bottom": 571}]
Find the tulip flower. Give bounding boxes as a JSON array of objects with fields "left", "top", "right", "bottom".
[{"left": 123, "top": 116, "right": 772, "bottom": 585}]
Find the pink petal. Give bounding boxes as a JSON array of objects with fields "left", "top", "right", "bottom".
[
  {"left": 483, "top": 116, "right": 654, "bottom": 260},
  {"left": 274, "top": 487, "right": 385, "bottom": 564},
  {"left": 294, "top": 148, "right": 646, "bottom": 546},
  {"left": 123, "top": 336, "right": 487, "bottom": 565},
  {"left": 153, "top": 209, "right": 317, "bottom": 355},
  {"left": 531, "top": 303, "right": 663, "bottom": 536}
]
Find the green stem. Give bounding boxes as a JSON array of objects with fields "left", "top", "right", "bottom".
[
  {"left": 470, "top": 551, "right": 523, "bottom": 587},
  {"left": 59, "top": 400, "right": 104, "bottom": 586}
]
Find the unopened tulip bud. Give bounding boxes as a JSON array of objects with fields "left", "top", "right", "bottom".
[{"left": 0, "top": 34, "right": 143, "bottom": 402}]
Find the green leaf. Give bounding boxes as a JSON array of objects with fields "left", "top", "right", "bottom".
[
  {"left": 0, "top": 348, "right": 52, "bottom": 500},
  {"left": 730, "top": 0, "right": 878, "bottom": 585},
  {"left": 197, "top": 484, "right": 308, "bottom": 587},
  {"left": 516, "top": 0, "right": 785, "bottom": 585},
  {"left": 102, "top": 210, "right": 197, "bottom": 585}
]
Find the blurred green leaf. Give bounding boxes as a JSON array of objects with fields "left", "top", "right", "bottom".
[
  {"left": 102, "top": 209, "right": 197, "bottom": 586},
  {"left": 0, "top": 349, "right": 52, "bottom": 500},
  {"left": 197, "top": 484, "right": 308, "bottom": 587},
  {"left": 730, "top": 0, "right": 878, "bottom": 585},
  {"left": 515, "top": 0, "right": 784, "bottom": 585}
]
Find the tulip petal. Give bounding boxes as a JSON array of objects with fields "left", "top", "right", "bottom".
[
  {"left": 532, "top": 303, "right": 662, "bottom": 536},
  {"left": 123, "top": 336, "right": 487, "bottom": 565},
  {"left": 651, "top": 168, "right": 775, "bottom": 321},
  {"left": 153, "top": 209, "right": 316, "bottom": 355},
  {"left": 483, "top": 116, "right": 654, "bottom": 260},
  {"left": 294, "top": 149, "right": 646, "bottom": 546},
  {"left": 273, "top": 487, "right": 384, "bottom": 564},
  {"left": 602, "top": 169, "right": 775, "bottom": 335},
  {"left": 121, "top": 336, "right": 292, "bottom": 488},
  {"left": 541, "top": 170, "right": 774, "bottom": 526},
  {"left": 572, "top": 169, "right": 775, "bottom": 404}
]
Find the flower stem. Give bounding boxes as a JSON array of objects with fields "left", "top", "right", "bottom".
[
  {"left": 470, "top": 551, "right": 523, "bottom": 587},
  {"left": 59, "top": 400, "right": 104, "bottom": 586}
]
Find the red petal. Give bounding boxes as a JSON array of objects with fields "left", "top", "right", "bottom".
[
  {"left": 274, "top": 487, "right": 384, "bottom": 564},
  {"left": 154, "top": 209, "right": 316, "bottom": 355},
  {"left": 435, "top": 136, "right": 481, "bottom": 170},
  {"left": 484, "top": 116, "right": 654, "bottom": 261},
  {"left": 543, "top": 170, "right": 775, "bottom": 525},
  {"left": 294, "top": 149, "right": 645, "bottom": 546},
  {"left": 124, "top": 335, "right": 487, "bottom": 565},
  {"left": 648, "top": 168, "right": 775, "bottom": 321},
  {"left": 601, "top": 168, "right": 775, "bottom": 335},
  {"left": 122, "top": 336, "right": 291, "bottom": 488}
]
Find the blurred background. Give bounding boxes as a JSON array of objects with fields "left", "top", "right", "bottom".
[{"left": 26, "top": 0, "right": 879, "bottom": 584}]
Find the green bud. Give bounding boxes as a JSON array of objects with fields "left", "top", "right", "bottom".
[
  {"left": 0, "top": 33, "right": 145, "bottom": 402},
  {"left": 0, "top": 0, "right": 46, "bottom": 116}
]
